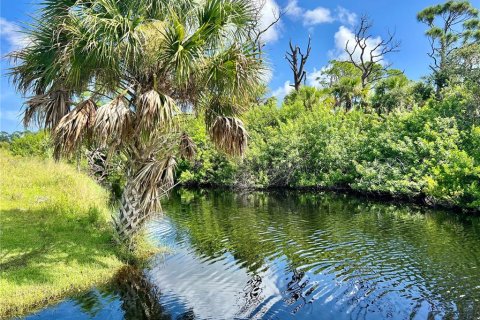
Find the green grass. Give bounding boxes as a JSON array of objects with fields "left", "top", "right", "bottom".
[{"left": 0, "top": 150, "right": 124, "bottom": 318}]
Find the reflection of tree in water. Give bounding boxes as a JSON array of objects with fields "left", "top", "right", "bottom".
[
  {"left": 237, "top": 269, "right": 319, "bottom": 318},
  {"left": 164, "top": 189, "right": 480, "bottom": 319},
  {"left": 111, "top": 266, "right": 170, "bottom": 320},
  {"left": 237, "top": 274, "right": 264, "bottom": 317},
  {"left": 73, "top": 290, "right": 108, "bottom": 318},
  {"left": 283, "top": 269, "right": 318, "bottom": 315},
  {"left": 80, "top": 266, "right": 196, "bottom": 320}
]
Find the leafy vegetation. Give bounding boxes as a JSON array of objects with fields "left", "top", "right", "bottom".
[
  {"left": 9, "top": 131, "right": 51, "bottom": 158},
  {"left": 417, "top": 0, "right": 479, "bottom": 94},
  {"left": 0, "top": 131, "right": 51, "bottom": 157},
  {"left": 170, "top": 1, "right": 480, "bottom": 212},
  {"left": 178, "top": 83, "right": 480, "bottom": 210}
]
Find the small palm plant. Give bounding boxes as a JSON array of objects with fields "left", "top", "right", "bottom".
[{"left": 10, "top": 0, "right": 264, "bottom": 240}]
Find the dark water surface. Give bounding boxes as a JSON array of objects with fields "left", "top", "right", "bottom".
[{"left": 26, "top": 190, "right": 480, "bottom": 319}]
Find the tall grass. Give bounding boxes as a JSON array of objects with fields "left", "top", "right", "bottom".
[{"left": 0, "top": 150, "right": 123, "bottom": 318}]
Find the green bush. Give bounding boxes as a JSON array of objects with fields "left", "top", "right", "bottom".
[
  {"left": 9, "top": 131, "right": 51, "bottom": 158},
  {"left": 176, "top": 85, "right": 480, "bottom": 210},
  {"left": 176, "top": 117, "right": 238, "bottom": 186}
]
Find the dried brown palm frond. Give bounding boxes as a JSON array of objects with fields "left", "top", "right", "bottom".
[
  {"left": 204, "top": 96, "right": 246, "bottom": 128},
  {"left": 179, "top": 132, "right": 196, "bottom": 161},
  {"left": 136, "top": 89, "right": 178, "bottom": 133},
  {"left": 24, "top": 90, "right": 71, "bottom": 129},
  {"left": 209, "top": 116, "right": 247, "bottom": 157},
  {"left": 132, "top": 156, "right": 177, "bottom": 214},
  {"left": 94, "top": 96, "right": 132, "bottom": 147},
  {"left": 53, "top": 99, "right": 97, "bottom": 159}
]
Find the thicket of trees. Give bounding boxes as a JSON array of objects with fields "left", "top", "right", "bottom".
[
  {"left": 177, "top": 84, "right": 480, "bottom": 210},
  {"left": 176, "top": 1, "right": 480, "bottom": 211}
]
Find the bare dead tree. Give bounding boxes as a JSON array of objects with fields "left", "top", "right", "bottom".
[
  {"left": 249, "top": 0, "right": 285, "bottom": 53},
  {"left": 345, "top": 16, "right": 401, "bottom": 89},
  {"left": 286, "top": 36, "right": 312, "bottom": 91}
]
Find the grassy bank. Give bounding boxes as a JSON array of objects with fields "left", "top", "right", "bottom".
[{"left": 0, "top": 150, "right": 124, "bottom": 318}]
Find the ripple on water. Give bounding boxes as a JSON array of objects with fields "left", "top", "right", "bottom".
[
  {"left": 144, "top": 190, "right": 480, "bottom": 319},
  {"left": 26, "top": 190, "right": 480, "bottom": 319}
]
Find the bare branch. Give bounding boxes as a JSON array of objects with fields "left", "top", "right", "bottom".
[
  {"left": 285, "top": 36, "right": 312, "bottom": 91},
  {"left": 344, "top": 15, "right": 400, "bottom": 90},
  {"left": 251, "top": 1, "right": 285, "bottom": 52}
]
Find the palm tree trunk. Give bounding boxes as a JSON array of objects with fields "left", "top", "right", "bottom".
[{"left": 114, "top": 183, "right": 148, "bottom": 241}]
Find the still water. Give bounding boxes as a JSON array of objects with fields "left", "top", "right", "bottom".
[{"left": 27, "top": 189, "right": 480, "bottom": 319}]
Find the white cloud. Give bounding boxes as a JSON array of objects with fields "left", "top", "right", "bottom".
[
  {"left": 303, "top": 7, "right": 334, "bottom": 26},
  {"left": 0, "top": 18, "right": 30, "bottom": 52},
  {"left": 329, "top": 25, "right": 383, "bottom": 62},
  {"left": 257, "top": 0, "right": 282, "bottom": 43},
  {"left": 261, "top": 67, "right": 273, "bottom": 84},
  {"left": 284, "top": 3, "right": 358, "bottom": 29},
  {"left": 272, "top": 81, "right": 294, "bottom": 100},
  {"left": 336, "top": 7, "right": 357, "bottom": 26},
  {"left": 306, "top": 68, "right": 325, "bottom": 87},
  {"left": 285, "top": 0, "right": 303, "bottom": 18},
  {"left": 147, "top": 219, "right": 282, "bottom": 320}
]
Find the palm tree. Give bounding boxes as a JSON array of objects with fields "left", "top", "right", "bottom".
[
  {"left": 10, "top": 0, "right": 264, "bottom": 240},
  {"left": 319, "top": 61, "right": 365, "bottom": 111}
]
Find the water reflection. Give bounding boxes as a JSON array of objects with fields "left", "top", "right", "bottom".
[
  {"left": 152, "top": 189, "right": 480, "bottom": 319},
  {"left": 28, "top": 189, "right": 480, "bottom": 319},
  {"left": 25, "top": 266, "right": 193, "bottom": 320}
]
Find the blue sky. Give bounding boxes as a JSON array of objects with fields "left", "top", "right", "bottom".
[{"left": 1, "top": 0, "right": 479, "bottom": 132}]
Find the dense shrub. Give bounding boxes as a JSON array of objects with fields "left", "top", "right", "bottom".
[
  {"left": 9, "top": 131, "right": 51, "bottom": 158},
  {"left": 177, "top": 86, "right": 480, "bottom": 210},
  {"left": 177, "top": 117, "right": 238, "bottom": 186}
]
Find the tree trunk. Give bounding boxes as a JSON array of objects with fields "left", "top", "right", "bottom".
[
  {"left": 86, "top": 148, "right": 108, "bottom": 183},
  {"left": 114, "top": 183, "right": 148, "bottom": 242},
  {"left": 346, "top": 98, "right": 352, "bottom": 111}
]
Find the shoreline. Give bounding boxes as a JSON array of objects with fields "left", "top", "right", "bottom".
[{"left": 180, "top": 183, "right": 480, "bottom": 215}]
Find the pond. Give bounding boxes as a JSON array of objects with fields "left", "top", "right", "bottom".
[{"left": 27, "top": 189, "right": 480, "bottom": 319}]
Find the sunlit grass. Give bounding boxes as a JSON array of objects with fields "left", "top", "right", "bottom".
[{"left": 0, "top": 150, "right": 124, "bottom": 318}]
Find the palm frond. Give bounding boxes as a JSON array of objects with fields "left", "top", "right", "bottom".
[
  {"left": 9, "top": 4, "right": 71, "bottom": 94},
  {"left": 160, "top": 14, "right": 201, "bottom": 84},
  {"left": 204, "top": 96, "right": 246, "bottom": 127},
  {"left": 202, "top": 44, "right": 264, "bottom": 102},
  {"left": 210, "top": 116, "right": 247, "bottom": 157},
  {"left": 24, "top": 90, "right": 71, "bottom": 129},
  {"left": 132, "top": 156, "right": 177, "bottom": 214},
  {"left": 192, "top": 0, "right": 256, "bottom": 48},
  {"left": 131, "top": 20, "right": 166, "bottom": 77},
  {"left": 179, "top": 132, "right": 196, "bottom": 160},
  {"left": 136, "top": 90, "right": 178, "bottom": 133},
  {"left": 53, "top": 99, "right": 97, "bottom": 159},
  {"left": 94, "top": 96, "right": 132, "bottom": 147},
  {"left": 39, "top": 0, "right": 78, "bottom": 20}
]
